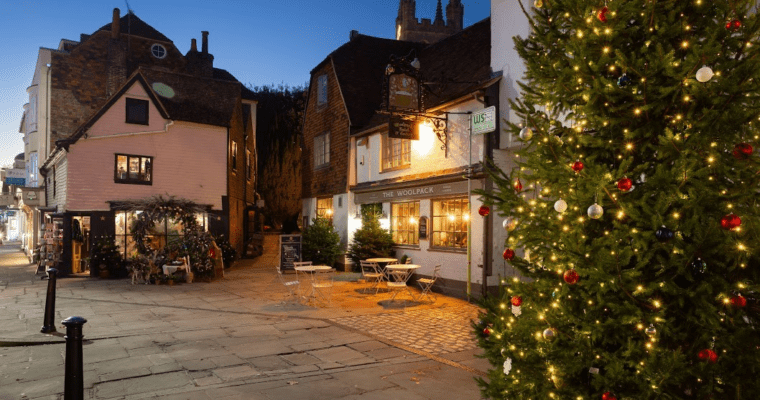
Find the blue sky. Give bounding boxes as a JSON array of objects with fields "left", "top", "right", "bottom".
[{"left": 0, "top": 0, "right": 490, "bottom": 168}]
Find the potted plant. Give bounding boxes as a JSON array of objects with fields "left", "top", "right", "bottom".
[
  {"left": 90, "top": 236, "right": 123, "bottom": 278},
  {"left": 347, "top": 214, "right": 395, "bottom": 271},
  {"left": 302, "top": 217, "right": 342, "bottom": 267}
]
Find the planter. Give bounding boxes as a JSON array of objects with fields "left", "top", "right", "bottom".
[{"left": 98, "top": 266, "right": 110, "bottom": 279}]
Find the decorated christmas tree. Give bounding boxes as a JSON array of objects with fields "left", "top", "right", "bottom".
[{"left": 475, "top": 1, "right": 760, "bottom": 398}]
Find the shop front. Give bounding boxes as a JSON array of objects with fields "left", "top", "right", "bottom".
[{"left": 352, "top": 174, "right": 490, "bottom": 298}]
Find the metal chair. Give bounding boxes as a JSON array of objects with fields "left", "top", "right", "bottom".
[
  {"left": 416, "top": 265, "right": 441, "bottom": 303},
  {"left": 311, "top": 268, "right": 335, "bottom": 306},
  {"left": 276, "top": 265, "right": 300, "bottom": 303},
  {"left": 405, "top": 258, "right": 413, "bottom": 264},
  {"left": 386, "top": 266, "right": 415, "bottom": 303},
  {"left": 360, "top": 260, "right": 384, "bottom": 294}
]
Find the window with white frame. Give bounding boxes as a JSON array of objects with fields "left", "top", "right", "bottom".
[
  {"left": 382, "top": 134, "right": 411, "bottom": 171},
  {"left": 391, "top": 201, "right": 420, "bottom": 245},
  {"left": 317, "top": 74, "right": 328, "bottom": 106},
  {"left": 314, "top": 132, "right": 330, "bottom": 167},
  {"left": 431, "top": 197, "right": 469, "bottom": 249}
]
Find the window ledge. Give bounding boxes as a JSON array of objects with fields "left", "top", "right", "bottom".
[
  {"left": 393, "top": 244, "right": 420, "bottom": 250},
  {"left": 381, "top": 164, "right": 411, "bottom": 173},
  {"left": 427, "top": 247, "right": 466, "bottom": 254},
  {"left": 115, "top": 180, "right": 153, "bottom": 185},
  {"left": 314, "top": 163, "right": 330, "bottom": 171}
]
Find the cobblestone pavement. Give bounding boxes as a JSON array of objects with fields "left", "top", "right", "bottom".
[
  {"left": 332, "top": 306, "right": 480, "bottom": 355},
  {"left": 0, "top": 244, "right": 490, "bottom": 399}
]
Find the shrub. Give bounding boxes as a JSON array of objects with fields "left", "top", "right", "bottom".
[
  {"left": 347, "top": 215, "right": 394, "bottom": 268},
  {"left": 302, "top": 217, "right": 342, "bottom": 267}
]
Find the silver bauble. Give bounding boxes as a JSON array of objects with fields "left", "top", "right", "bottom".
[
  {"left": 554, "top": 198, "right": 568, "bottom": 213},
  {"left": 646, "top": 324, "right": 657, "bottom": 337},
  {"left": 542, "top": 327, "right": 557, "bottom": 341},
  {"left": 696, "top": 65, "right": 714, "bottom": 83},
  {"left": 519, "top": 127, "right": 533, "bottom": 141},
  {"left": 503, "top": 217, "right": 518, "bottom": 231},
  {"left": 587, "top": 203, "right": 604, "bottom": 219}
]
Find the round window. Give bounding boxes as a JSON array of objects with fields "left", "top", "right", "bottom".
[{"left": 151, "top": 44, "right": 167, "bottom": 59}]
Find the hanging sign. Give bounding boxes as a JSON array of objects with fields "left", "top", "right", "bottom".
[
  {"left": 389, "top": 116, "right": 419, "bottom": 140},
  {"left": 472, "top": 106, "right": 496, "bottom": 135},
  {"left": 388, "top": 73, "right": 420, "bottom": 111}
]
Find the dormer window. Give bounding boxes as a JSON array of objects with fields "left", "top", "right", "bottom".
[{"left": 151, "top": 44, "right": 167, "bottom": 59}]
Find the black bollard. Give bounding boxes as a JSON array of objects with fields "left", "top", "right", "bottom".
[
  {"left": 40, "top": 268, "right": 58, "bottom": 333},
  {"left": 62, "top": 316, "right": 87, "bottom": 400}
]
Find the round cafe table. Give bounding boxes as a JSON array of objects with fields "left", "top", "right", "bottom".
[
  {"left": 293, "top": 265, "right": 333, "bottom": 304},
  {"left": 365, "top": 257, "right": 398, "bottom": 279}
]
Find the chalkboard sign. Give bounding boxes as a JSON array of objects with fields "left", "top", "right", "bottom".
[
  {"left": 418, "top": 216, "right": 428, "bottom": 240},
  {"left": 389, "top": 116, "right": 419, "bottom": 140},
  {"left": 279, "top": 235, "right": 302, "bottom": 271}
]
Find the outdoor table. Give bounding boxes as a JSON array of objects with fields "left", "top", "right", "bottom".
[
  {"left": 294, "top": 265, "right": 333, "bottom": 304},
  {"left": 384, "top": 264, "right": 420, "bottom": 302},
  {"left": 162, "top": 261, "right": 187, "bottom": 276},
  {"left": 366, "top": 257, "right": 398, "bottom": 279}
]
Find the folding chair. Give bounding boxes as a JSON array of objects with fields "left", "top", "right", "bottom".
[
  {"left": 311, "top": 268, "right": 335, "bottom": 306},
  {"left": 360, "top": 260, "right": 384, "bottom": 294},
  {"left": 416, "top": 265, "right": 441, "bottom": 303},
  {"left": 386, "top": 266, "right": 416, "bottom": 304},
  {"left": 276, "top": 265, "right": 301, "bottom": 303}
]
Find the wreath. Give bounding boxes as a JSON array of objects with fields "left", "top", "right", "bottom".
[{"left": 125, "top": 195, "right": 215, "bottom": 278}]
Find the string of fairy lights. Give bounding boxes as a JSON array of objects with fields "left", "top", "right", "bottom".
[{"left": 478, "top": 0, "right": 759, "bottom": 398}]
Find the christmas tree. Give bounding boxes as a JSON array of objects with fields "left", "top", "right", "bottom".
[{"left": 475, "top": 1, "right": 760, "bottom": 399}]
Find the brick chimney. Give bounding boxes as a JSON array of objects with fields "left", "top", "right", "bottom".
[
  {"left": 185, "top": 31, "right": 214, "bottom": 78},
  {"left": 107, "top": 8, "right": 127, "bottom": 96}
]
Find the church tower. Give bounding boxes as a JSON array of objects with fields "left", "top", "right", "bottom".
[{"left": 396, "top": 0, "right": 464, "bottom": 44}]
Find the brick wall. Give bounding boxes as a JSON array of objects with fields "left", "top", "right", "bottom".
[
  {"left": 226, "top": 96, "right": 257, "bottom": 255},
  {"left": 50, "top": 30, "right": 185, "bottom": 151},
  {"left": 302, "top": 61, "right": 349, "bottom": 200}
]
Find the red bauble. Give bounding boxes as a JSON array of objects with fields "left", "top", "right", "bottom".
[
  {"left": 571, "top": 160, "right": 584, "bottom": 173},
  {"left": 503, "top": 248, "right": 515, "bottom": 260},
  {"left": 478, "top": 205, "right": 490, "bottom": 217},
  {"left": 731, "top": 295, "right": 747, "bottom": 308},
  {"left": 698, "top": 349, "right": 718, "bottom": 363},
  {"left": 209, "top": 248, "right": 216, "bottom": 258},
  {"left": 720, "top": 213, "right": 741, "bottom": 230},
  {"left": 726, "top": 20, "right": 734, "bottom": 29},
  {"left": 563, "top": 269, "right": 580, "bottom": 285},
  {"left": 514, "top": 179, "right": 523, "bottom": 192},
  {"left": 733, "top": 143, "right": 753, "bottom": 159},
  {"left": 511, "top": 296, "right": 523, "bottom": 307},
  {"left": 734, "top": 20, "right": 742, "bottom": 29},
  {"left": 602, "top": 392, "right": 617, "bottom": 400},
  {"left": 617, "top": 177, "right": 633, "bottom": 192},
  {"left": 483, "top": 327, "right": 491, "bottom": 336},
  {"left": 597, "top": 6, "right": 608, "bottom": 23}
]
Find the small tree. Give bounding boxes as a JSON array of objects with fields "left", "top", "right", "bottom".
[
  {"left": 302, "top": 217, "right": 342, "bottom": 266},
  {"left": 347, "top": 214, "right": 395, "bottom": 268}
]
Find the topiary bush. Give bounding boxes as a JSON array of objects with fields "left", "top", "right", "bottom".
[
  {"left": 302, "top": 217, "right": 342, "bottom": 267},
  {"left": 347, "top": 214, "right": 394, "bottom": 269}
]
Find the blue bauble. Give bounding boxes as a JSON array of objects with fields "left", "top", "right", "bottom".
[{"left": 617, "top": 74, "right": 632, "bottom": 87}]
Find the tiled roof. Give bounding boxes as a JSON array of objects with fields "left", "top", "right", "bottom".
[
  {"left": 325, "top": 18, "right": 491, "bottom": 135},
  {"left": 139, "top": 68, "right": 241, "bottom": 127},
  {"left": 419, "top": 18, "right": 491, "bottom": 107},
  {"left": 95, "top": 12, "right": 172, "bottom": 43},
  {"left": 213, "top": 68, "right": 256, "bottom": 100},
  {"left": 325, "top": 35, "right": 425, "bottom": 131}
]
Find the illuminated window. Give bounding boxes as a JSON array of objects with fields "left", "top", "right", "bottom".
[
  {"left": 391, "top": 201, "right": 419, "bottom": 245},
  {"left": 246, "top": 148, "right": 252, "bottom": 181},
  {"left": 315, "top": 132, "right": 330, "bottom": 167},
  {"left": 114, "top": 211, "right": 208, "bottom": 259},
  {"left": 382, "top": 134, "right": 411, "bottom": 171},
  {"left": 115, "top": 154, "right": 152, "bottom": 185},
  {"left": 316, "top": 197, "right": 333, "bottom": 223},
  {"left": 317, "top": 74, "right": 328, "bottom": 105},
  {"left": 431, "top": 197, "right": 469, "bottom": 249},
  {"left": 232, "top": 141, "right": 238, "bottom": 171}
]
